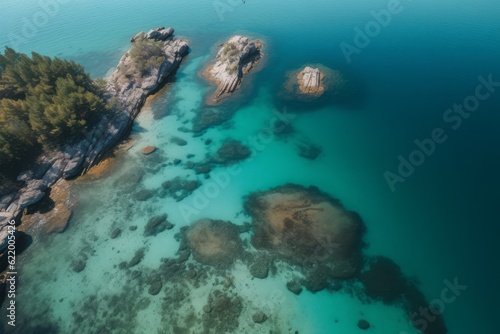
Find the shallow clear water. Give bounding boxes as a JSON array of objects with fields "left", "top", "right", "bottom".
[{"left": 1, "top": 0, "right": 500, "bottom": 333}]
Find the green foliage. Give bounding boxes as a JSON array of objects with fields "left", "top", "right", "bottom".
[
  {"left": 222, "top": 42, "right": 236, "bottom": 54},
  {"left": 128, "top": 38, "right": 165, "bottom": 75},
  {"left": 227, "top": 63, "right": 238, "bottom": 75},
  {"left": 220, "top": 42, "right": 239, "bottom": 65},
  {"left": 0, "top": 47, "right": 110, "bottom": 179}
]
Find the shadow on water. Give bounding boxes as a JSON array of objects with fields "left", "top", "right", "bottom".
[
  {"left": 0, "top": 232, "right": 33, "bottom": 274},
  {"left": 25, "top": 193, "right": 55, "bottom": 215}
]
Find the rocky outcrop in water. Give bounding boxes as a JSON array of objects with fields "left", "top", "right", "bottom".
[
  {"left": 161, "top": 177, "right": 202, "bottom": 201},
  {"left": 297, "top": 141, "right": 322, "bottom": 160},
  {"left": 358, "top": 256, "right": 448, "bottom": 334},
  {"left": 144, "top": 214, "right": 173, "bottom": 237},
  {"left": 0, "top": 27, "right": 189, "bottom": 249},
  {"left": 358, "top": 319, "right": 370, "bottom": 330},
  {"left": 184, "top": 219, "right": 244, "bottom": 268},
  {"left": 248, "top": 253, "right": 272, "bottom": 279},
  {"left": 244, "top": 184, "right": 365, "bottom": 281},
  {"left": 203, "top": 36, "right": 263, "bottom": 103},
  {"left": 214, "top": 139, "right": 252, "bottom": 165},
  {"left": 202, "top": 290, "right": 244, "bottom": 333},
  {"left": 298, "top": 67, "right": 325, "bottom": 96},
  {"left": 141, "top": 146, "right": 157, "bottom": 155},
  {"left": 20, "top": 179, "right": 73, "bottom": 235},
  {"left": 282, "top": 64, "right": 344, "bottom": 101}
]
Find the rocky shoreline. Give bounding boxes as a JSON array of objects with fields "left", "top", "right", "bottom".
[
  {"left": 0, "top": 27, "right": 189, "bottom": 250},
  {"left": 202, "top": 35, "right": 263, "bottom": 104},
  {"left": 0, "top": 28, "right": 447, "bottom": 334}
]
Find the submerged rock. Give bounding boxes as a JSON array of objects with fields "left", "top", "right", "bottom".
[
  {"left": 161, "top": 177, "right": 201, "bottom": 201},
  {"left": 193, "top": 163, "right": 212, "bottom": 175},
  {"left": 170, "top": 136, "right": 188, "bottom": 146},
  {"left": 115, "top": 168, "right": 144, "bottom": 189},
  {"left": 128, "top": 248, "right": 146, "bottom": 267},
  {"left": 244, "top": 184, "right": 365, "bottom": 279},
  {"left": 248, "top": 254, "right": 272, "bottom": 279},
  {"left": 359, "top": 256, "right": 408, "bottom": 303},
  {"left": 148, "top": 279, "right": 163, "bottom": 296},
  {"left": 304, "top": 268, "right": 329, "bottom": 293},
  {"left": 192, "top": 106, "right": 235, "bottom": 133},
  {"left": 71, "top": 259, "right": 87, "bottom": 273},
  {"left": 144, "top": 214, "right": 173, "bottom": 237},
  {"left": 133, "top": 188, "right": 156, "bottom": 202},
  {"left": 252, "top": 311, "right": 268, "bottom": 324},
  {"left": 358, "top": 256, "right": 448, "bottom": 334},
  {"left": 202, "top": 290, "right": 243, "bottom": 333},
  {"left": 358, "top": 319, "right": 370, "bottom": 330},
  {"left": 286, "top": 280, "right": 303, "bottom": 295},
  {"left": 185, "top": 219, "right": 244, "bottom": 268},
  {"left": 110, "top": 228, "right": 121, "bottom": 239},
  {"left": 177, "top": 250, "right": 191, "bottom": 263},
  {"left": 202, "top": 36, "right": 263, "bottom": 103},
  {"left": 215, "top": 140, "right": 251, "bottom": 165},
  {"left": 141, "top": 146, "right": 157, "bottom": 155},
  {"left": 297, "top": 142, "right": 322, "bottom": 160}
]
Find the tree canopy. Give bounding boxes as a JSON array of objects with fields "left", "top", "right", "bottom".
[{"left": 0, "top": 47, "right": 110, "bottom": 180}]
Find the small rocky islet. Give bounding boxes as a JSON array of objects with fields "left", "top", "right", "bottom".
[
  {"left": 282, "top": 63, "right": 346, "bottom": 102},
  {"left": 202, "top": 35, "right": 264, "bottom": 104},
  {"left": 0, "top": 27, "right": 446, "bottom": 334}
]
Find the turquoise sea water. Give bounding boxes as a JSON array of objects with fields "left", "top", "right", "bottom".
[{"left": 1, "top": 0, "right": 500, "bottom": 333}]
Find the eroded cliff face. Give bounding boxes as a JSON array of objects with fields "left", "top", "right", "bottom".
[
  {"left": 203, "top": 35, "right": 263, "bottom": 103},
  {"left": 0, "top": 27, "right": 189, "bottom": 250}
]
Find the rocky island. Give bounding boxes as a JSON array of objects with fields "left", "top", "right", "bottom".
[
  {"left": 282, "top": 64, "right": 344, "bottom": 101},
  {"left": 298, "top": 66, "right": 326, "bottom": 96},
  {"left": 0, "top": 27, "right": 189, "bottom": 251},
  {"left": 202, "top": 36, "right": 263, "bottom": 103}
]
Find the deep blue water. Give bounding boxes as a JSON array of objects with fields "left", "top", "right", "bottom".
[{"left": 1, "top": 0, "right": 500, "bottom": 333}]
